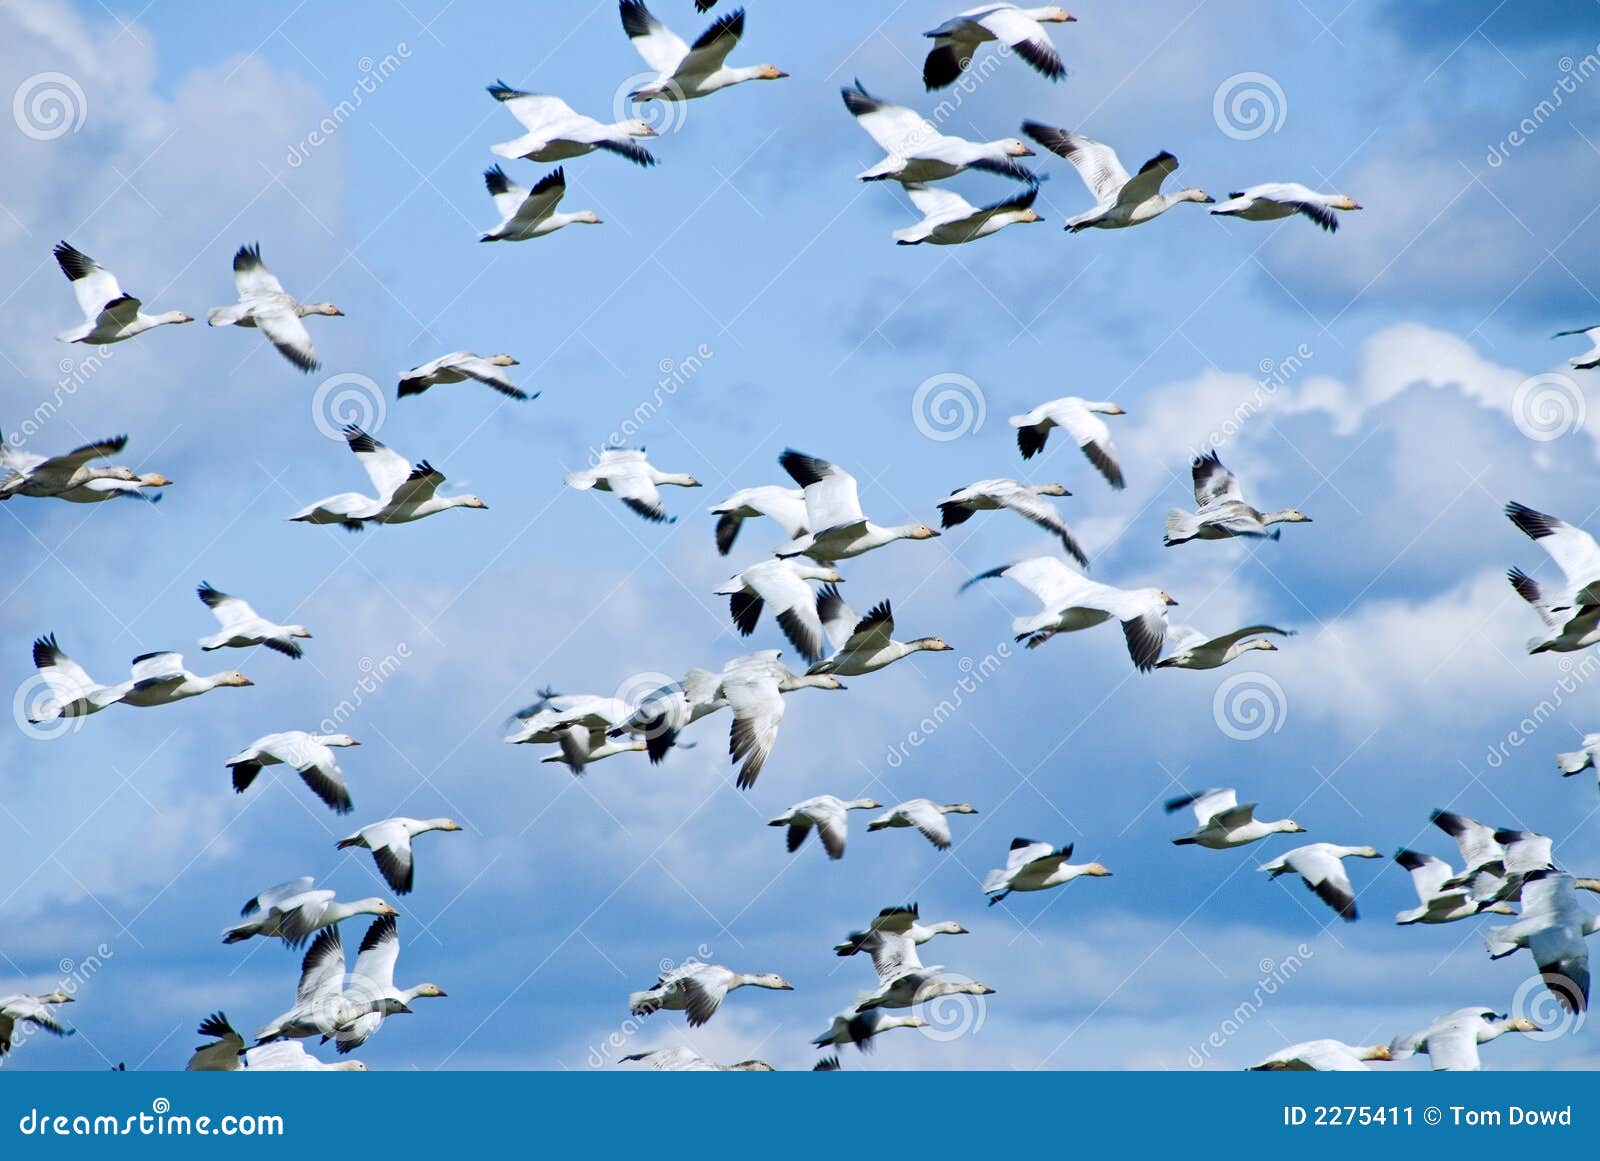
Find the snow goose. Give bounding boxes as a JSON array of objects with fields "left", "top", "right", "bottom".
[
  {"left": 856, "top": 966, "right": 994, "bottom": 1012},
  {"left": 938, "top": 478, "right": 1085, "bottom": 565},
  {"left": 607, "top": 669, "right": 724, "bottom": 763},
  {"left": 1165, "top": 451, "right": 1310, "bottom": 545},
  {"left": 1505, "top": 501, "right": 1600, "bottom": 613},
  {"left": 1390, "top": 1007, "right": 1539, "bottom": 1071},
  {"left": 768, "top": 794, "right": 882, "bottom": 860},
  {"left": 962, "top": 556, "right": 1175, "bottom": 669},
  {"left": 867, "top": 799, "right": 978, "bottom": 850},
  {"left": 290, "top": 425, "right": 488, "bottom": 528},
  {"left": 334, "top": 916, "right": 446, "bottom": 1052},
  {"left": 120, "top": 651, "right": 252, "bottom": 707},
  {"left": 812, "top": 1006, "right": 926, "bottom": 1052},
  {"left": 196, "top": 582, "right": 312, "bottom": 659},
  {"left": 0, "top": 992, "right": 74, "bottom": 1058},
  {"left": 1249, "top": 1040, "right": 1390, "bottom": 1070},
  {"left": 337, "top": 817, "right": 462, "bottom": 895},
  {"left": 841, "top": 80, "right": 1037, "bottom": 184},
  {"left": 1156, "top": 623, "right": 1292, "bottom": 670},
  {"left": 621, "top": 1046, "right": 774, "bottom": 1071},
  {"left": 775, "top": 450, "right": 939, "bottom": 562},
  {"left": 1558, "top": 733, "right": 1600, "bottom": 781},
  {"left": 1210, "top": 184, "right": 1361, "bottom": 232},
  {"left": 52, "top": 242, "right": 191, "bottom": 344},
  {"left": 834, "top": 904, "right": 967, "bottom": 971},
  {"left": 1486, "top": 828, "right": 1559, "bottom": 903},
  {"left": 1483, "top": 870, "right": 1600, "bottom": 1012},
  {"left": 620, "top": 3, "right": 787, "bottom": 102},
  {"left": 226, "top": 731, "right": 359, "bottom": 814},
  {"left": 1009, "top": 396, "right": 1125, "bottom": 486},
  {"left": 809, "top": 587, "right": 951, "bottom": 676},
  {"left": 0, "top": 434, "right": 134, "bottom": 499},
  {"left": 504, "top": 691, "right": 634, "bottom": 773},
  {"left": 539, "top": 739, "right": 645, "bottom": 766},
  {"left": 1023, "top": 122, "right": 1213, "bottom": 231},
  {"left": 715, "top": 651, "right": 845, "bottom": 788},
  {"left": 222, "top": 876, "right": 397, "bottom": 949},
  {"left": 26, "top": 634, "right": 131, "bottom": 722},
  {"left": 1393, "top": 849, "right": 1515, "bottom": 925},
  {"left": 1259, "top": 843, "right": 1381, "bottom": 922},
  {"left": 982, "top": 838, "right": 1111, "bottom": 904},
  {"left": 710, "top": 484, "right": 808, "bottom": 555},
  {"left": 565, "top": 448, "right": 700, "bottom": 523},
  {"left": 629, "top": 962, "right": 793, "bottom": 1026},
  {"left": 1553, "top": 326, "right": 1600, "bottom": 371},
  {"left": 1167, "top": 788, "right": 1304, "bottom": 849},
  {"left": 480, "top": 166, "right": 600, "bottom": 242},
  {"left": 922, "top": 5, "right": 1073, "bottom": 90},
  {"left": 255, "top": 926, "right": 410, "bottom": 1043},
  {"left": 207, "top": 244, "right": 341, "bottom": 373},
  {"left": 487, "top": 80, "right": 657, "bottom": 167},
  {"left": 1432, "top": 809, "right": 1508, "bottom": 901},
  {"left": 54, "top": 473, "right": 170, "bottom": 503},
  {"left": 398, "top": 352, "right": 531, "bottom": 400},
  {"left": 892, "top": 183, "right": 1042, "bottom": 245},
  {"left": 187, "top": 1013, "right": 366, "bottom": 1071},
  {"left": 1513, "top": 582, "right": 1600, "bottom": 655},
  {"left": 714, "top": 559, "right": 841, "bottom": 663}
]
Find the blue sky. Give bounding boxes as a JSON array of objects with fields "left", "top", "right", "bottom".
[{"left": 2, "top": 0, "right": 1600, "bottom": 1071}]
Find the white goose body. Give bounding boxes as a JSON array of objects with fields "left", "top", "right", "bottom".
[
  {"left": 767, "top": 794, "right": 882, "bottom": 860},
  {"left": 1390, "top": 1006, "right": 1538, "bottom": 1071},
  {"left": 1157, "top": 624, "right": 1292, "bottom": 670},
  {"left": 775, "top": 450, "right": 939, "bottom": 562},
  {"left": 1009, "top": 397, "right": 1125, "bottom": 486},
  {"left": 713, "top": 651, "right": 845, "bottom": 788},
  {"left": 893, "top": 183, "right": 1042, "bottom": 245},
  {"left": 1167, "top": 787, "right": 1304, "bottom": 849},
  {"left": 1023, "top": 122, "right": 1212, "bottom": 231},
  {"left": 628, "top": 961, "right": 793, "bottom": 1026},
  {"left": 938, "top": 478, "right": 1085, "bottom": 564},
  {"left": 480, "top": 166, "right": 600, "bottom": 242},
  {"left": 504, "top": 691, "right": 634, "bottom": 773},
  {"left": 1258, "top": 843, "right": 1382, "bottom": 922},
  {"left": 206, "top": 243, "right": 341, "bottom": 373},
  {"left": 26, "top": 634, "right": 132, "bottom": 722},
  {"left": 337, "top": 816, "right": 462, "bottom": 895},
  {"left": 809, "top": 587, "right": 951, "bottom": 676},
  {"left": 1249, "top": 1039, "right": 1390, "bottom": 1071},
  {"left": 866, "top": 799, "right": 978, "bottom": 850},
  {"left": 714, "top": 558, "right": 839, "bottom": 663},
  {"left": 187, "top": 1013, "right": 366, "bottom": 1072},
  {"left": 0, "top": 992, "right": 75, "bottom": 1058},
  {"left": 1482, "top": 871, "right": 1600, "bottom": 1013},
  {"left": 1210, "top": 183, "right": 1361, "bottom": 232},
  {"left": 1552, "top": 326, "right": 1600, "bottom": 370},
  {"left": 487, "top": 81, "right": 657, "bottom": 167},
  {"left": 221, "top": 876, "right": 397, "bottom": 949},
  {"left": 333, "top": 915, "right": 446, "bottom": 1052},
  {"left": 565, "top": 448, "right": 699, "bottom": 524},
  {"left": 289, "top": 425, "right": 487, "bottom": 529},
  {"left": 52, "top": 242, "right": 192, "bottom": 344},
  {"left": 0, "top": 434, "right": 135, "bottom": 500},
  {"left": 842, "top": 81, "right": 1036, "bottom": 184},
  {"left": 981, "top": 838, "right": 1112, "bottom": 903},
  {"left": 225, "top": 730, "right": 359, "bottom": 814},
  {"left": 620, "top": 2, "right": 787, "bottom": 102},
  {"left": 921, "top": 5, "right": 1073, "bottom": 90},
  {"left": 1165, "top": 452, "right": 1310, "bottom": 545},
  {"left": 1392, "top": 849, "right": 1515, "bottom": 925},
  {"left": 196, "top": 582, "right": 312, "bottom": 658},
  {"left": 398, "top": 351, "right": 528, "bottom": 400},
  {"left": 709, "top": 484, "right": 808, "bottom": 556},
  {"left": 120, "top": 651, "right": 253, "bottom": 707}
]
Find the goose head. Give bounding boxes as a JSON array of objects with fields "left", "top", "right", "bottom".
[
  {"left": 755, "top": 65, "right": 789, "bottom": 80},
  {"left": 289, "top": 625, "right": 314, "bottom": 640},
  {"left": 218, "top": 671, "right": 254, "bottom": 688},
  {"left": 1499, "top": 1015, "right": 1540, "bottom": 1035},
  {"left": 164, "top": 312, "right": 196, "bottom": 325},
  {"left": 322, "top": 733, "right": 360, "bottom": 748},
  {"left": 1017, "top": 209, "right": 1044, "bottom": 224},
  {"left": 138, "top": 473, "right": 173, "bottom": 487},
  {"left": 941, "top": 804, "right": 979, "bottom": 815},
  {"left": 1033, "top": 483, "right": 1070, "bottom": 496},
  {"left": 358, "top": 898, "right": 400, "bottom": 918},
  {"left": 1276, "top": 820, "right": 1308, "bottom": 835},
  {"left": 38, "top": 992, "right": 75, "bottom": 1005},
  {"left": 1333, "top": 195, "right": 1362, "bottom": 211},
  {"left": 1034, "top": 7, "right": 1076, "bottom": 22},
  {"left": 998, "top": 137, "right": 1035, "bottom": 158},
  {"left": 789, "top": 673, "right": 846, "bottom": 691},
  {"left": 732, "top": 1060, "right": 775, "bottom": 1071},
  {"left": 337, "top": 1060, "right": 369, "bottom": 1071},
  {"left": 665, "top": 473, "right": 701, "bottom": 488},
  {"left": 905, "top": 523, "right": 941, "bottom": 541},
  {"left": 1239, "top": 638, "right": 1278, "bottom": 654},
  {"left": 103, "top": 466, "right": 139, "bottom": 482},
  {"left": 911, "top": 637, "right": 953, "bottom": 653},
  {"left": 489, "top": 354, "right": 519, "bottom": 366},
  {"left": 847, "top": 798, "right": 884, "bottom": 811},
  {"left": 1178, "top": 188, "right": 1216, "bottom": 205},
  {"left": 1088, "top": 402, "right": 1126, "bottom": 415},
  {"left": 932, "top": 921, "right": 970, "bottom": 935},
  {"left": 1359, "top": 1044, "right": 1392, "bottom": 1062},
  {"left": 1081, "top": 861, "right": 1113, "bottom": 877},
  {"left": 306, "top": 302, "right": 344, "bottom": 317},
  {"left": 746, "top": 972, "right": 794, "bottom": 991},
  {"left": 1267, "top": 508, "right": 1313, "bottom": 525},
  {"left": 620, "top": 120, "right": 659, "bottom": 138},
  {"left": 1349, "top": 846, "right": 1383, "bottom": 859},
  {"left": 432, "top": 819, "right": 464, "bottom": 832},
  {"left": 412, "top": 983, "right": 447, "bottom": 999},
  {"left": 1478, "top": 901, "right": 1518, "bottom": 915},
  {"left": 575, "top": 211, "right": 603, "bottom": 225},
  {"left": 1159, "top": 591, "right": 1178, "bottom": 606},
  {"left": 457, "top": 495, "right": 490, "bottom": 510}
]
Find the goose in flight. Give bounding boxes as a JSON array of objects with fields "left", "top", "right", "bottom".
[
  {"left": 254, "top": 925, "right": 411, "bottom": 1043},
  {"left": 186, "top": 1013, "right": 366, "bottom": 1072},
  {"left": 1249, "top": 1040, "right": 1391, "bottom": 1071},
  {"left": 398, "top": 352, "right": 531, "bottom": 400},
  {"left": 1165, "top": 452, "right": 1310, "bottom": 545},
  {"left": 1484, "top": 870, "right": 1600, "bottom": 1012},
  {"left": 120, "top": 652, "right": 253, "bottom": 708},
  {"left": 1023, "top": 122, "right": 1212, "bottom": 231},
  {"left": 621, "top": 1047, "right": 774, "bottom": 1071},
  {"left": 867, "top": 799, "right": 978, "bottom": 850},
  {"left": 922, "top": 5, "right": 1074, "bottom": 90},
  {"left": 1167, "top": 788, "right": 1304, "bottom": 849},
  {"left": 938, "top": 478, "right": 1085, "bottom": 565},
  {"left": 1393, "top": 849, "right": 1516, "bottom": 925},
  {"left": 628, "top": 962, "right": 793, "bottom": 1027},
  {"left": 713, "top": 558, "right": 840, "bottom": 663},
  {"left": 0, "top": 992, "right": 74, "bottom": 1058},
  {"left": 1558, "top": 733, "right": 1600, "bottom": 782},
  {"left": 1210, "top": 184, "right": 1361, "bottom": 232},
  {"left": 892, "top": 183, "right": 1042, "bottom": 245},
  {"left": 1390, "top": 1007, "right": 1539, "bottom": 1071},
  {"left": 196, "top": 582, "right": 312, "bottom": 659},
  {"left": 53, "top": 474, "right": 170, "bottom": 503},
  {"left": 1009, "top": 396, "right": 1125, "bottom": 487},
  {"left": 834, "top": 904, "right": 967, "bottom": 973},
  {"left": 0, "top": 434, "right": 135, "bottom": 500},
  {"left": 855, "top": 966, "right": 994, "bottom": 1012},
  {"left": 26, "top": 634, "right": 131, "bottom": 723},
  {"left": 52, "top": 241, "right": 191, "bottom": 344},
  {"left": 1511, "top": 575, "right": 1600, "bottom": 655},
  {"left": 767, "top": 795, "right": 882, "bottom": 860},
  {"left": 222, "top": 876, "right": 397, "bottom": 949},
  {"left": 715, "top": 651, "right": 845, "bottom": 788},
  {"left": 565, "top": 448, "right": 700, "bottom": 524},
  {"left": 207, "top": 243, "right": 341, "bottom": 373},
  {"left": 337, "top": 817, "right": 462, "bottom": 895},
  {"left": 1432, "top": 809, "right": 1508, "bottom": 902},
  {"left": 504, "top": 691, "right": 634, "bottom": 773},
  {"left": 812, "top": 1006, "right": 927, "bottom": 1052},
  {"left": 982, "top": 838, "right": 1111, "bottom": 904},
  {"left": 620, "top": 3, "right": 786, "bottom": 102},
  {"left": 1553, "top": 326, "right": 1600, "bottom": 370},
  {"left": 480, "top": 166, "right": 600, "bottom": 242},
  {"left": 1484, "top": 828, "right": 1559, "bottom": 904},
  {"left": 1156, "top": 624, "right": 1293, "bottom": 670},
  {"left": 333, "top": 916, "right": 446, "bottom": 1052},
  {"left": 289, "top": 425, "right": 488, "bottom": 529},
  {"left": 487, "top": 80, "right": 657, "bottom": 166},
  {"left": 607, "top": 669, "right": 725, "bottom": 763},
  {"left": 962, "top": 556, "right": 1175, "bottom": 668},
  {"left": 1258, "top": 843, "right": 1382, "bottom": 922},
  {"left": 841, "top": 80, "right": 1036, "bottom": 184},
  {"left": 709, "top": 484, "right": 808, "bottom": 556},
  {"left": 810, "top": 587, "right": 951, "bottom": 676},
  {"left": 225, "top": 731, "right": 360, "bottom": 814},
  {"left": 775, "top": 450, "right": 939, "bottom": 562},
  {"left": 1505, "top": 501, "right": 1600, "bottom": 614}
]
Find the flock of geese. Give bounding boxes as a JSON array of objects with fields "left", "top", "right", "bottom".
[{"left": 4, "top": 1, "right": 1597, "bottom": 1072}]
